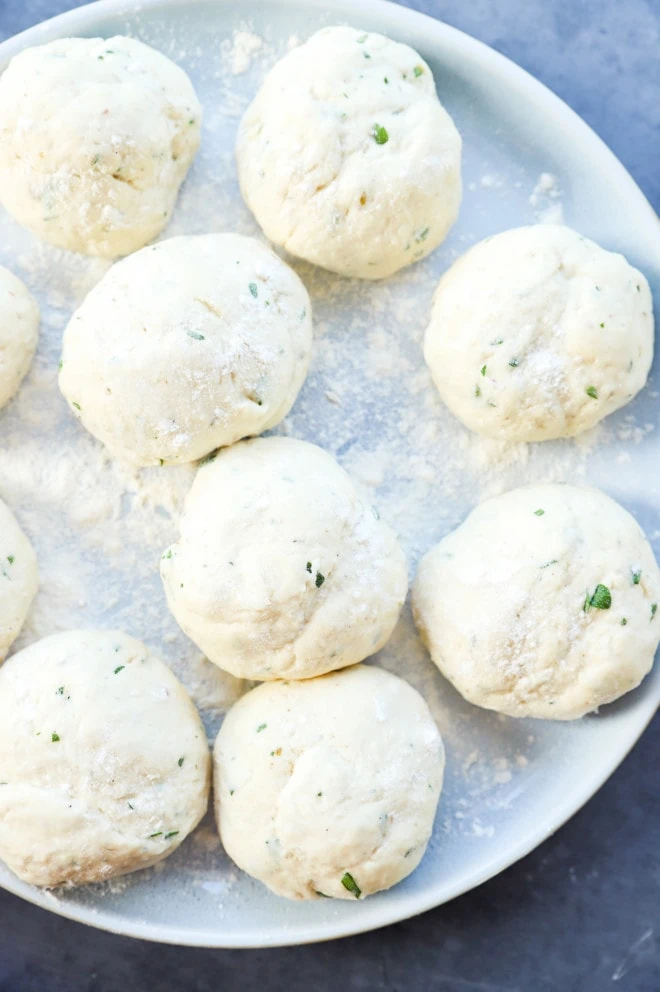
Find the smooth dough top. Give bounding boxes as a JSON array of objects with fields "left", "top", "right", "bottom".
[
  {"left": 214, "top": 664, "right": 444, "bottom": 900},
  {"left": 237, "top": 26, "right": 462, "bottom": 279},
  {"left": 0, "top": 265, "right": 39, "bottom": 410},
  {"left": 161, "top": 437, "right": 408, "bottom": 680},
  {"left": 413, "top": 483, "right": 660, "bottom": 720},
  {"left": 59, "top": 234, "right": 313, "bottom": 466},
  {"left": 0, "top": 630, "right": 210, "bottom": 886},
  {"left": 0, "top": 498, "right": 38, "bottom": 661},
  {"left": 0, "top": 36, "right": 201, "bottom": 257},
  {"left": 424, "top": 225, "right": 653, "bottom": 441}
]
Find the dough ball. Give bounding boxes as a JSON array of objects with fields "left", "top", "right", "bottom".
[
  {"left": 0, "top": 36, "right": 201, "bottom": 257},
  {"left": 0, "top": 630, "right": 210, "bottom": 886},
  {"left": 237, "top": 26, "right": 461, "bottom": 280},
  {"left": 0, "top": 266, "right": 39, "bottom": 410},
  {"left": 413, "top": 483, "right": 660, "bottom": 720},
  {"left": 59, "top": 234, "right": 313, "bottom": 466},
  {"left": 214, "top": 664, "right": 444, "bottom": 900},
  {"left": 424, "top": 226, "right": 653, "bottom": 441},
  {"left": 0, "top": 498, "right": 38, "bottom": 660},
  {"left": 161, "top": 437, "right": 407, "bottom": 680}
]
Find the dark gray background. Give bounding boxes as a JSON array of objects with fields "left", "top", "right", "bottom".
[{"left": 0, "top": 1, "right": 658, "bottom": 989}]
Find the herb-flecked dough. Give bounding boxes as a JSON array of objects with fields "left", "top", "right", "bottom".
[
  {"left": 0, "top": 630, "right": 210, "bottom": 886},
  {"left": 0, "top": 36, "right": 201, "bottom": 257},
  {"left": 0, "top": 498, "right": 38, "bottom": 662},
  {"left": 0, "top": 266, "right": 39, "bottom": 412},
  {"left": 413, "top": 483, "right": 660, "bottom": 719},
  {"left": 214, "top": 664, "right": 444, "bottom": 900},
  {"left": 237, "top": 26, "right": 462, "bottom": 279}
]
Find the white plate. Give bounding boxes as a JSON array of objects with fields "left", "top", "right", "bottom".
[{"left": 0, "top": 0, "right": 659, "bottom": 949}]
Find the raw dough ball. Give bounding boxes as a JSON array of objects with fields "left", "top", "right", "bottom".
[
  {"left": 237, "top": 26, "right": 462, "bottom": 279},
  {"left": 161, "top": 437, "right": 407, "bottom": 679},
  {"left": 214, "top": 664, "right": 444, "bottom": 900},
  {"left": 0, "top": 498, "right": 38, "bottom": 660},
  {"left": 0, "top": 630, "right": 210, "bottom": 886},
  {"left": 0, "top": 266, "right": 39, "bottom": 410},
  {"left": 59, "top": 234, "right": 313, "bottom": 466},
  {"left": 0, "top": 36, "right": 201, "bottom": 257},
  {"left": 424, "top": 226, "right": 653, "bottom": 441},
  {"left": 413, "top": 483, "right": 660, "bottom": 720}
]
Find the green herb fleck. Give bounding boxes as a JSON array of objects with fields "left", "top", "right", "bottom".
[
  {"left": 636, "top": 284, "right": 641, "bottom": 292},
  {"left": 599, "top": 322, "right": 605, "bottom": 328},
  {"left": 315, "top": 891, "right": 331, "bottom": 898},
  {"left": 149, "top": 832, "right": 162, "bottom": 838},
  {"left": 7, "top": 555, "right": 14, "bottom": 565},
  {"left": 178, "top": 756, "right": 185, "bottom": 767},
  {"left": 164, "top": 831, "right": 179, "bottom": 840},
  {"left": 257, "top": 723, "right": 267, "bottom": 733},
  {"left": 58, "top": 359, "right": 63, "bottom": 371},
  {"left": 383, "top": 76, "right": 389, "bottom": 84},
  {"left": 540, "top": 560, "right": 558, "bottom": 569},
  {"left": 341, "top": 872, "right": 361, "bottom": 898},
  {"left": 128, "top": 802, "right": 134, "bottom": 809},
  {"left": 621, "top": 618, "right": 628, "bottom": 626},
  {"left": 585, "top": 385, "right": 598, "bottom": 399},
  {"left": 187, "top": 330, "right": 205, "bottom": 340},
  {"left": 317, "top": 791, "right": 323, "bottom": 797},
  {"left": 372, "top": 123, "right": 389, "bottom": 145},
  {"left": 651, "top": 604, "right": 657, "bottom": 621},
  {"left": 299, "top": 307, "right": 307, "bottom": 320},
  {"left": 508, "top": 357, "right": 520, "bottom": 368},
  {"left": 315, "top": 571, "right": 325, "bottom": 588},
  {"left": 632, "top": 568, "right": 641, "bottom": 585},
  {"left": 475, "top": 385, "right": 482, "bottom": 398},
  {"left": 114, "top": 665, "right": 125, "bottom": 675},
  {"left": 357, "top": 33, "right": 368, "bottom": 42},
  {"left": 490, "top": 337, "right": 504, "bottom": 346},
  {"left": 72, "top": 402, "right": 81, "bottom": 411},
  {"left": 363, "top": 51, "right": 371, "bottom": 59},
  {"left": 56, "top": 686, "right": 64, "bottom": 696},
  {"left": 585, "top": 584, "right": 612, "bottom": 611},
  {"left": 229, "top": 789, "right": 235, "bottom": 796},
  {"left": 415, "top": 227, "right": 430, "bottom": 243},
  {"left": 162, "top": 549, "right": 173, "bottom": 560},
  {"left": 306, "top": 561, "right": 312, "bottom": 573},
  {"left": 480, "top": 365, "right": 487, "bottom": 376},
  {"left": 51, "top": 733, "right": 60, "bottom": 743},
  {"left": 188, "top": 119, "right": 195, "bottom": 126},
  {"left": 413, "top": 65, "right": 424, "bottom": 77},
  {"left": 249, "top": 282, "right": 258, "bottom": 298},
  {"left": 91, "top": 154, "right": 100, "bottom": 166},
  {"left": 534, "top": 509, "right": 545, "bottom": 516}
]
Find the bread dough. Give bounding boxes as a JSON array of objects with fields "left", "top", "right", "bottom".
[
  {"left": 0, "top": 36, "right": 201, "bottom": 257},
  {"left": 413, "top": 483, "right": 660, "bottom": 719},
  {"left": 237, "top": 26, "right": 461, "bottom": 279},
  {"left": 0, "top": 266, "right": 39, "bottom": 410},
  {"left": 424, "top": 225, "right": 653, "bottom": 441},
  {"left": 161, "top": 437, "right": 407, "bottom": 679},
  {"left": 59, "top": 234, "right": 313, "bottom": 465},
  {"left": 0, "top": 630, "right": 210, "bottom": 886},
  {"left": 214, "top": 664, "right": 444, "bottom": 900},
  {"left": 0, "top": 498, "right": 38, "bottom": 661}
]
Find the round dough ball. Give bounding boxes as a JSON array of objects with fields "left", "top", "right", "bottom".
[
  {"left": 237, "top": 26, "right": 462, "bottom": 280},
  {"left": 0, "top": 266, "right": 39, "bottom": 410},
  {"left": 424, "top": 226, "right": 653, "bottom": 441},
  {"left": 0, "top": 36, "right": 201, "bottom": 257},
  {"left": 413, "top": 483, "right": 660, "bottom": 720},
  {"left": 0, "top": 498, "right": 38, "bottom": 661},
  {"left": 59, "top": 234, "right": 313, "bottom": 466},
  {"left": 161, "top": 437, "right": 408, "bottom": 680},
  {"left": 214, "top": 664, "right": 444, "bottom": 900},
  {"left": 0, "top": 630, "right": 210, "bottom": 886}
]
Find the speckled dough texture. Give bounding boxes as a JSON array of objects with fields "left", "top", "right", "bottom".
[
  {"left": 237, "top": 26, "right": 462, "bottom": 279},
  {"left": 58, "top": 234, "right": 313, "bottom": 465},
  {"left": 0, "top": 36, "right": 201, "bottom": 257},
  {"left": 0, "top": 630, "right": 211, "bottom": 886},
  {"left": 413, "top": 483, "right": 660, "bottom": 719},
  {"left": 0, "top": 498, "right": 38, "bottom": 661},
  {"left": 161, "top": 437, "right": 408, "bottom": 680},
  {"left": 424, "top": 225, "right": 653, "bottom": 441},
  {"left": 0, "top": 266, "right": 39, "bottom": 411},
  {"left": 214, "top": 664, "right": 444, "bottom": 900}
]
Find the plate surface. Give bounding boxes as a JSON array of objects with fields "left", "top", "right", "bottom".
[{"left": 0, "top": 0, "right": 659, "bottom": 949}]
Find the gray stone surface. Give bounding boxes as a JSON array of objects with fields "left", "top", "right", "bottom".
[{"left": 0, "top": 1, "right": 658, "bottom": 988}]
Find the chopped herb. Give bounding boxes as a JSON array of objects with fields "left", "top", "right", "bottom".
[
  {"left": 315, "top": 571, "right": 325, "bottom": 588},
  {"left": 299, "top": 307, "right": 307, "bottom": 320},
  {"left": 540, "top": 560, "right": 558, "bottom": 569},
  {"left": 164, "top": 831, "right": 179, "bottom": 840},
  {"left": 7, "top": 555, "right": 14, "bottom": 565},
  {"left": 415, "top": 227, "right": 430, "bottom": 242},
  {"left": 475, "top": 385, "right": 482, "bottom": 398},
  {"left": 413, "top": 65, "right": 424, "bottom": 77},
  {"left": 534, "top": 509, "right": 545, "bottom": 516},
  {"left": 490, "top": 337, "right": 504, "bottom": 346},
  {"left": 480, "top": 365, "right": 487, "bottom": 376},
  {"left": 51, "top": 733, "right": 60, "bottom": 743},
  {"left": 114, "top": 665, "right": 125, "bottom": 675},
  {"left": 621, "top": 618, "right": 628, "bottom": 626},
  {"left": 585, "top": 385, "right": 598, "bottom": 399},
  {"left": 178, "top": 756, "right": 185, "bottom": 767},
  {"left": 187, "top": 330, "right": 205, "bottom": 340},
  {"left": 58, "top": 359, "right": 63, "bottom": 371},
  {"left": 72, "top": 402, "right": 81, "bottom": 411},
  {"left": 599, "top": 322, "right": 605, "bottom": 328},
  {"left": 229, "top": 789, "right": 235, "bottom": 796},
  {"left": 248, "top": 282, "right": 258, "bottom": 298},
  {"left": 383, "top": 76, "right": 389, "bottom": 84},
  {"left": 257, "top": 723, "right": 267, "bottom": 733},
  {"left": 56, "top": 686, "right": 64, "bottom": 695},
  {"left": 632, "top": 568, "right": 641, "bottom": 585},
  {"left": 363, "top": 51, "right": 371, "bottom": 59},
  {"left": 128, "top": 802, "right": 134, "bottom": 809},
  {"left": 585, "top": 584, "right": 612, "bottom": 611},
  {"left": 341, "top": 872, "right": 361, "bottom": 898},
  {"left": 508, "top": 357, "right": 520, "bottom": 368},
  {"left": 306, "top": 561, "right": 312, "bottom": 573},
  {"left": 159, "top": 459, "right": 164, "bottom": 466},
  {"left": 270, "top": 748, "right": 282, "bottom": 757},
  {"left": 315, "top": 891, "right": 331, "bottom": 898},
  {"left": 149, "top": 831, "right": 162, "bottom": 838},
  {"left": 372, "top": 123, "right": 389, "bottom": 145},
  {"left": 91, "top": 154, "right": 100, "bottom": 166},
  {"left": 162, "top": 549, "right": 173, "bottom": 560},
  {"left": 651, "top": 604, "right": 657, "bottom": 621},
  {"left": 636, "top": 284, "right": 641, "bottom": 292},
  {"left": 188, "top": 119, "right": 195, "bottom": 125},
  {"left": 317, "top": 791, "right": 323, "bottom": 797}
]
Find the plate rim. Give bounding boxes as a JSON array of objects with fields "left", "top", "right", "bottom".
[{"left": 0, "top": 0, "right": 658, "bottom": 949}]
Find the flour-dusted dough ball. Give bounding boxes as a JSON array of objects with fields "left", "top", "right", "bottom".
[
  {"left": 424, "top": 226, "right": 653, "bottom": 441},
  {"left": 161, "top": 437, "right": 408, "bottom": 680},
  {"left": 413, "top": 484, "right": 660, "bottom": 720},
  {"left": 237, "top": 26, "right": 462, "bottom": 280},
  {"left": 0, "top": 630, "right": 210, "bottom": 886},
  {"left": 0, "top": 266, "right": 39, "bottom": 410},
  {"left": 0, "top": 36, "right": 201, "bottom": 257},
  {"left": 0, "top": 499, "right": 38, "bottom": 660},
  {"left": 59, "top": 234, "right": 313, "bottom": 466},
  {"left": 214, "top": 664, "right": 444, "bottom": 900}
]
